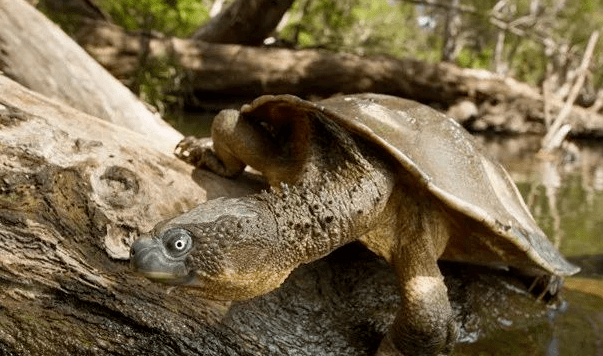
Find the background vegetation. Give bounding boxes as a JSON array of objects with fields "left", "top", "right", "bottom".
[
  {"left": 97, "top": 0, "right": 209, "bottom": 37},
  {"left": 88, "top": 0, "right": 603, "bottom": 90}
]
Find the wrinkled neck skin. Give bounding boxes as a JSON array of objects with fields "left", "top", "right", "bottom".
[{"left": 253, "top": 160, "right": 396, "bottom": 271}]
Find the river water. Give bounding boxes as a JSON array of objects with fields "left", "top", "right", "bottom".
[
  {"left": 171, "top": 114, "right": 603, "bottom": 355},
  {"left": 461, "top": 136, "right": 603, "bottom": 356}
]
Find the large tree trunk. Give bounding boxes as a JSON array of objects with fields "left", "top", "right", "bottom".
[
  {"left": 192, "top": 0, "right": 296, "bottom": 45},
  {"left": 77, "top": 22, "right": 603, "bottom": 137},
  {"left": 0, "top": 74, "right": 557, "bottom": 355},
  {"left": 0, "top": 0, "right": 182, "bottom": 154}
]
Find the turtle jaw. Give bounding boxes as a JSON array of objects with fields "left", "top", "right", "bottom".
[
  {"left": 180, "top": 265, "right": 294, "bottom": 301},
  {"left": 130, "top": 236, "right": 194, "bottom": 285}
]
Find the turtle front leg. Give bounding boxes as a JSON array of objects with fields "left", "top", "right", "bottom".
[
  {"left": 376, "top": 240, "right": 458, "bottom": 356},
  {"left": 175, "top": 109, "right": 246, "bottom": 177},
  {"left": 175, "top": 109, "right": 280, "bottom": 178}
]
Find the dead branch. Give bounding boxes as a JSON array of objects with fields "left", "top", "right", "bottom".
[
  {"left": 541, "top": 31, "right": 599, "bottom": 152},
  {"left": 589, "top": 89, "right": 603, "bottom": 113}
]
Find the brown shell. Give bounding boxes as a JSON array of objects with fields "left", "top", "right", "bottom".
[{"left": 241, "top": 94, "right": 579, "bottom": 276}]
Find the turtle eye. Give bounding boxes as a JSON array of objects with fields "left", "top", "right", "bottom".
[{"left": 161, "top": 228, "right": 192, "bottom": 257}]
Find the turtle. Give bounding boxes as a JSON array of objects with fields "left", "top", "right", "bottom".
[{"left": 130, "top": 93, "right": 579, "bottom": 355}]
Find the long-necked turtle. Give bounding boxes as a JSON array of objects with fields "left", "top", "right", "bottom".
[{"left": 130, "top": 93, "right": 579, "bottom": 355}]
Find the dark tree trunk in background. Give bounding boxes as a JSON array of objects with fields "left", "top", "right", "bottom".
[
  {"left": 0, "top": 0, "right": 181, "bottom": 153},
  {"left": 36, "top": 0, "right": 109, "bottom": 22},
  {"left": 191, "top": 0, "right": 296, "bottom": 45}
]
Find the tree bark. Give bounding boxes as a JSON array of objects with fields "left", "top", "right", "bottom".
[
  {"left": 0, "top": 75, "right": 556, "bottom": 355},
  {"left": 77, "top": 22, "right": 603, "bottom": 137},
  {"left": 0, "top": 0, "right": 182, "bottom": 154},
  {"left": 0, "top": 74, "right": 264, "bottom": 355},
  {"left": 442, "top": 0, "right": 462, "bottom": 62},
  {"left": 191, "top": 0, "right": 295, "bottom": 45}
]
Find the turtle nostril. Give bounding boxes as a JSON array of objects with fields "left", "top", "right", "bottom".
[
  {"left": 130, "top": 242, "right": 140, "bottom": 258},
  {"left": 130, "top": 237, "right": 152, "bottom": 259}
]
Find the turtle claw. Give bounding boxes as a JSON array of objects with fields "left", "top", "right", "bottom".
[
  {"left": 174, "top": 136, "right": 214, "bottom": 167},
  {"left": 528, "top": 274, "right": 564, "bottom": 300}
]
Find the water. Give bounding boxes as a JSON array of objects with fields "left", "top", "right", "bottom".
[
  {"left": 469, "top": 136, "right": 603, "bottom": 356},
  {"left": 479, "top": 136, "right": 603, "bottom": 266}
]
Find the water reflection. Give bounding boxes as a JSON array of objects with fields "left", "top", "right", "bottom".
[
  {"left": 479, "top": 136, "right": 603, "bottom": 261},
  {"left": 471, "top": 136, "right": 603, "bottom": 356}
]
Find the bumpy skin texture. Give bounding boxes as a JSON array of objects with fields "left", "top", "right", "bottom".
[{"left": 130, "top": 94, "right": 578, "bottom": 356}]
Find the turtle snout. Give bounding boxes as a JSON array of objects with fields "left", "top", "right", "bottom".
[
  {"left": 130, "top": 236, "right": 158, "bottom": 271},
  {"left": 129, "top": 236, "right": 192, "bottom": 284}
]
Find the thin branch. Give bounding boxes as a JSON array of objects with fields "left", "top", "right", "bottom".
[
  {"left": 403, "top": 0, "right": 566, "bottom": 60},
  {"left": 589, "top": 89, "right": 603, "bottom": 113},
  {"left": 541, "top": 30, "right": 599, "bottom": 152},
  {"left": 542, "top": 69, "right": 553, "bottom": 128}
]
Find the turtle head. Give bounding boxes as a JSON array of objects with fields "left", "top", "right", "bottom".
[
  {"left": 130, "top": 228, "right": 196, "bottom": 285},
  {"left": 130, "top": 197, "right": 290, "bottom": 300}
]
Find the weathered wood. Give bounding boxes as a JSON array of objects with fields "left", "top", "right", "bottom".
[
  {"left": 0, "top": 74, "right": 263, "bottom": 355},
  {"left": 192, "top": 0, "right": 295, "bottom": 45},
  {"left": 0, "top": 75, "right": 556, "bottom": 355},
  {"left": 0, "top": 0, "right": 182, "bottom": 154},
  {"left": 76, "top": 22, "right": 603, "bottom": 137}
]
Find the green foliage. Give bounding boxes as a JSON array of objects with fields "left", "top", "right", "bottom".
[
  {"left": 509, "top": 41, "right": 547, "bottom": 86},
  {"left": 97, "top": 0, "right": 209, "bottom": 37},
  {"left": 133, "top": 55, "right": 187, "bottom": 115},
  {"left": 279, "top": 0, "right": 438, "bottom": 60},
  {"left": 95, "top": 0, "right": 208, "bottom": 111},
  {"left": 456, "top": 47, "right": 492, "bottom": 70},
  {"left": 279, "top": 0, "right": 603, "bottom": 88}
]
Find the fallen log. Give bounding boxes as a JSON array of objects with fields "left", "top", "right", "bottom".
[
  {"left": 0, "top": 74, "right": 263, "bottom": 355},
  {"left": 74, "top": 22, "right": 603, "bottom": 137},
  {"left": 0, "top": 0, "right": 182, "bottom": 153}
]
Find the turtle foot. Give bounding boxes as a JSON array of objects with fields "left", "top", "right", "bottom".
[
  {"left": 375, "top": 318, "right": 457, "bottom": 356},
  {"left": 174, "top": 136, "right": 214, "bottom": 166},
  {"left": 528, "top": 274, "right": 564, "bottom": 300},
  {"left": 375, "top": 275, "right": 458, "bottom": 356},
  {"left": 174, "top": 136, "right": 243, "bottom": 177}
]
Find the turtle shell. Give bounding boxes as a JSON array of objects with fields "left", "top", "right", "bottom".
[{"left": 241, "top": 93, "right": 579, "bottom": 276}]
